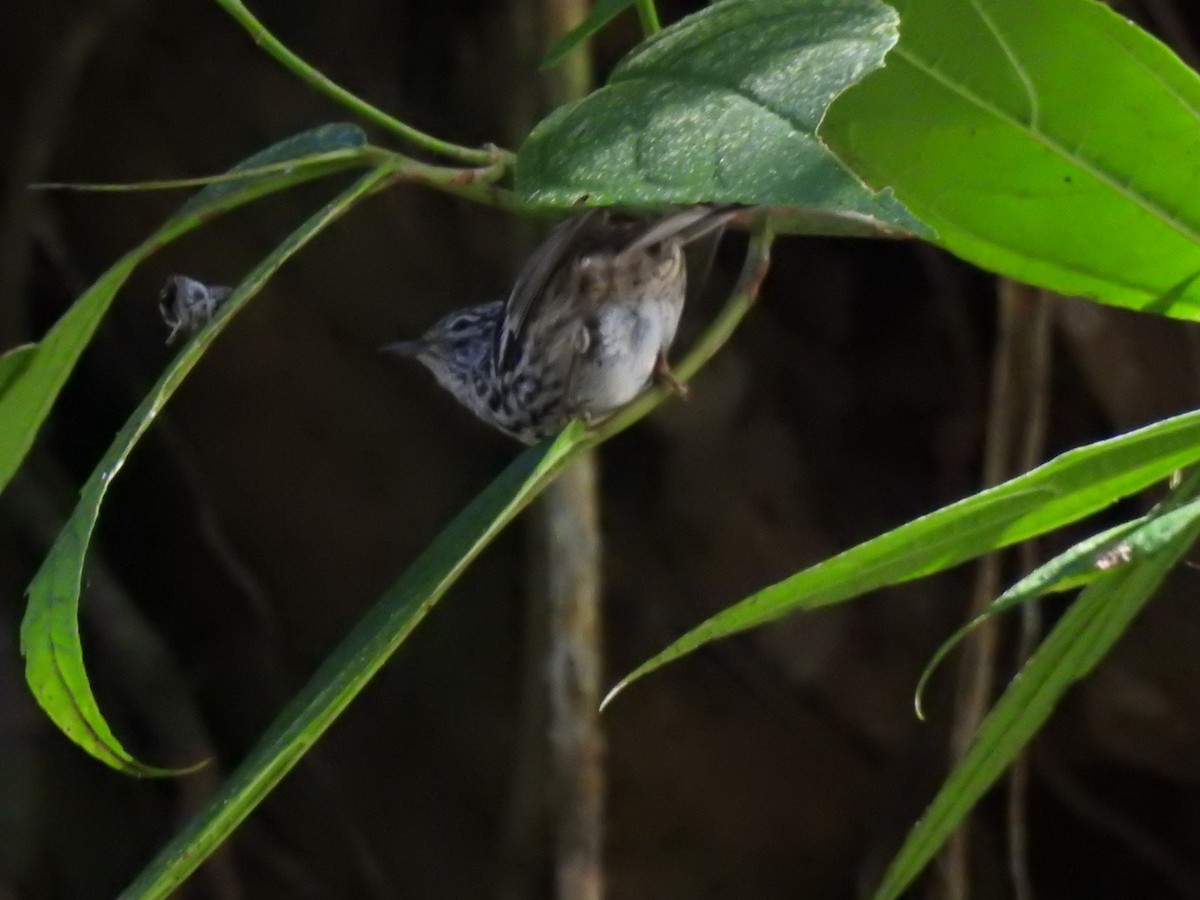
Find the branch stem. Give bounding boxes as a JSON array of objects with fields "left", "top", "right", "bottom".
[{"left": 214, "top": 0, "right": 504, "bottom": 165}]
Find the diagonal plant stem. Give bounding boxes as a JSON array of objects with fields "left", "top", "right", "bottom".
[
  {"left": 214, "top": 0, "right": 506, "bottom": 165},
  {"left": 34, "top": 146, "right": 526, "bottom": 213},
  {"left": 119, "top": 217, "right": 774, "bottom": 900}
]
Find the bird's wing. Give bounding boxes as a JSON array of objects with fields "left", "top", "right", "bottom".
[
  {"left": 497, "top": 209, "right": 604, "bottom": 368},
  {"left": 496, "top": 205, "right": 743, "bottom": 368}
]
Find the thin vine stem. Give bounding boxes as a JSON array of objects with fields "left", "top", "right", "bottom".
[
  {"left": 634, "top": 0, "right": 661, "bottom": 35},
  {"left": 214, "top": 0, "right": 505, "bottom": 165}
]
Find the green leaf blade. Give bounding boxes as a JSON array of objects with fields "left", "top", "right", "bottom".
[
  {"left": 874, "top": 476, "right": 1200, "bottom": 900},
  {"left": 20, "top": 164, "right": 388, "bottom": 776},
  {"left": 0, "top": 124, "right": 369, "bottom": 498},
  {"left": 518, "top": 0, "right": 926, "bottom": 234},
  {"left": 0, "top": 344, "right": 37, "bottom": 396},
  {"left": 120, "top": 425, "right": 585, "bottom": 899},
  {"left": 606, "top": 409, "right": 1200, "bottom": 706},
  {"left": 821, "top": 0, "right": 1200, "bottom": 317}
]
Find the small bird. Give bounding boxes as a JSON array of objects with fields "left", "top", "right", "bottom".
[{"left": 385, "top": 205, "right": 738, "bottom": 443}]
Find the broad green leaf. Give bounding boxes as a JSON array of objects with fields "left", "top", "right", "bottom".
[
  {"left": 873, "top": 473, "right": 1200, "bottom": 900},
  {"left": 517, "top": 0, "right": 928, "bottom": 235},
  {"left": 606, "top": 409, "right": 1200, "bottom": 706},
  {"left": 20, "top": 165, "right": 389, "bottom": 776},
  {"left": 821, "top": 0, "right": 1200, "bottom": 318},
  {"left": 542, "top": 0, "right": 636, "bottom": 69},
  {"left": 0, "top": 123, "right": 369, "bottom": 496}
]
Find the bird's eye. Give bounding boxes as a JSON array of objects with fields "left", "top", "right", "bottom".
[{"left": 450, "top": 318, "right": 471, "bottom": 333}]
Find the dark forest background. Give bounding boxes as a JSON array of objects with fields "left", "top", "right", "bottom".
[{"left": 6, "top": 0, "right": 1200, "bottom": 897}]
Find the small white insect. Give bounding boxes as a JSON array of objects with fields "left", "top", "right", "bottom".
[
  {"left": 159, "top": 275, "right": 231, "bottom": 345},
  {"left": 1095, "top": 541, "right": 1134, "bottom": 570}
]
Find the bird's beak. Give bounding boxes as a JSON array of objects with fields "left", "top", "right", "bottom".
[{"left": 381, "top": 339, "right": 427, "bottom": 357}]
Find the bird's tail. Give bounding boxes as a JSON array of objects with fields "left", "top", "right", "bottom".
[{"left": 617, "top": 204, "right": 745, "bottom": 261}]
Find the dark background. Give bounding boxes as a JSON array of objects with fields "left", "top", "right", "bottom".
[{"left": 5, "top": 0, "right": 1200, "bottom": 897}]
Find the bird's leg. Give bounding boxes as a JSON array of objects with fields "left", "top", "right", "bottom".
[
  {"left": 654, "top": 353, "right": 689, "bottom": 399},
  {"left": 563, "top": 323, "right": 590, "bottom": 421}
]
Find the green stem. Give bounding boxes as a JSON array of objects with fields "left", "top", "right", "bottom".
[
  {"left": 633, "top": 0, "right": 661, "bottom": 35},
  {"left": 35, "top": 144, "right": 531, "bottom": 214},
  {"left": 214, "top": 0, "right": 504, "bottom": 165}
]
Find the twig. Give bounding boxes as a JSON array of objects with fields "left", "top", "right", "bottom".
[
  {"left": 213, "top": 0, "right": 503, "bottom": 165},
  {"left": 941, "top": 280, "right": 1052, "bottom": 900},
  {"left": 538, "top": 461, "right": 604, "bottom": 900},
  {"left": 1007, "top": 291, "right": 1054, "bottom": 900},
  {"left": 535, "top": 3, "right": 606, "bottom": 898},
  {"left": 1037, "top": 749, "right": 1200, "bottom": 899}
]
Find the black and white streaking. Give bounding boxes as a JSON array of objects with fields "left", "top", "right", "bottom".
[{"left": 384, "top": 205, "right": 738, "bottom": 443}]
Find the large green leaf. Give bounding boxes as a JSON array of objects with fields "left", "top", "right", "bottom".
[
  {"left": 0, "top": 123, "right": 369, "bottom": 497},
  {"left": 517, "top": 0, "right": 927, "bottom": 235},
  {"left": 606, "top": 408, "right": 1200, "bottom": 705},
  {"left": 20, "top": 165, "right": 390, "bottom": 776},
  {"left": 873, "top": 473, "right": 1200, "bottom": 899},
  {"left": 821, "top": 0, "right": 1200, "bottom": 317}
]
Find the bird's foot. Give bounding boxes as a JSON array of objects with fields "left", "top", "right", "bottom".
[{"left": 654, "top": 355, "right": 689, "bottom": 399}]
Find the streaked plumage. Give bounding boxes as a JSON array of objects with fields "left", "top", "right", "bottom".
[{"left": 386, "top": 206, "right": 737, "bottom": 443}]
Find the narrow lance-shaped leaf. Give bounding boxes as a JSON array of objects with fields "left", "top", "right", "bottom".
[
  {"left": 117, "top": 222, "right": 777, "bottom": 899},
  {"left": 518, "top": 0, "right": 927, "bottom": 235},
  {"left": 873, "top": 472, "right": 1200, "bottom": 900},
  {"left": 120, "top": 426, "right": 582, "bottom": 898},
  {"left": 0, "top": 344, "right": 36, "bottom": 396},
  {"left": 0, "top": 123, "right": 369, "bottom": 496},
  {"left": 914, "top": 495, "right": 1200, "bottom": 716},
  {"left": 822, "top": 0, "right": 1200, "bottom": 318},
  {"left": 605, "top": 409, "right": 1200, "bottom": 706},
  {"left": 20, "top": 164, "right": 391, "bottom": 776},
  {"left": 31, "top": 148, "right": 371, "bottom": 194}
]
